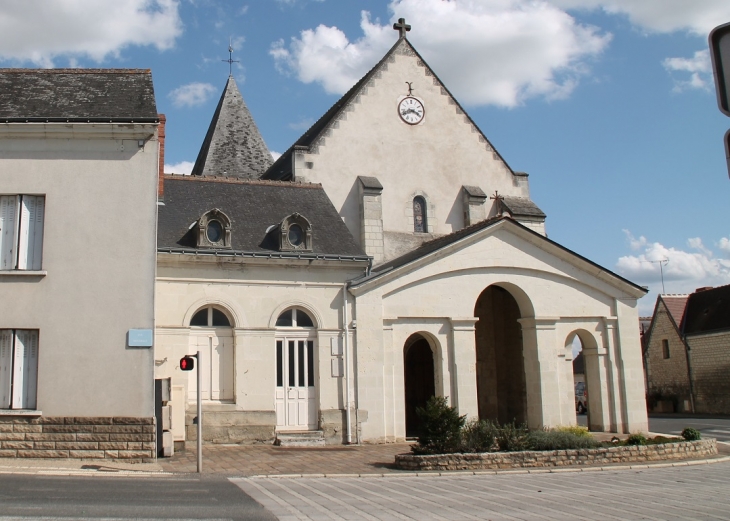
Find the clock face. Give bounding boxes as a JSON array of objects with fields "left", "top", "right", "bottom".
[{"left": 398, "top": 97, "right": 425, "bottom": 125}]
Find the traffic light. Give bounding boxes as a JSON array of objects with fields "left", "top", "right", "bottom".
[{"left": 180, "top": 355, "right": 195, "bottom": 371}]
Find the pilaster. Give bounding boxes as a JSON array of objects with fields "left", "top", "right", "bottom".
[
  {"left": 449, "top": 317, "right": 479, "bottom": 419},
  {"left": 358, "top": 176, "right": 384, "bottom": 264},
  {"left": 518, "top": 317, "right": 561, "bottom": 429}
]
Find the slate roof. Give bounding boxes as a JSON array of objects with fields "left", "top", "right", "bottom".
[
  {"left": 353, "top": 216, "right": 646, "bottom": 293},
  {"left": 263, "top": 37, "right": 514, "bottom": 181},
  {"left": 681, "top": 285, "right": 730, "bottom": 336},
  {"left": 500, "top": 196, "right": 546, "bottom": 219},
  {"left": 158, "top": 175, "right": 366, "bottom": 259},
  {"left": 0, "top": 69, "right": 157, "bottom": 122},
  {"left": 463, "top": 185, "right": 487, "bottom": 198},
  {"left": 191, "top": 76, "right": 273, "bottom": 180}
]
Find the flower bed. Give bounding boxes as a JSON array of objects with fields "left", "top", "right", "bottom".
[{"left": 394, "top": 439, "right": 717, "bottom": 471}]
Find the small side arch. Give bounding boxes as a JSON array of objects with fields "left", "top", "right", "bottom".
[
  {"left": 268, "top": 301, "right": 323, "bottom": 329},
  {"left": 182, "top": 298, "right": 244, "bottom": 328}
]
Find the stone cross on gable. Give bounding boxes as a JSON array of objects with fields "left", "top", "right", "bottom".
[{"left": 393, "top": 18, "right": 411, "bottom": 39}]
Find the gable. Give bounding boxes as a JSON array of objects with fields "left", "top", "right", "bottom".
[{"left": 264, "top": 39, "right": 533, "bottom": 242}]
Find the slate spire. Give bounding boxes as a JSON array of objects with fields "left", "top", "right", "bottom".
[{"left": 191, "top": 75, "right": 273, "bottom": 179}]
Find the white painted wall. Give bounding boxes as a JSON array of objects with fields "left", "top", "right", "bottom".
[{"left": 0, "top": 124, "right": 159, "bottom": 417}]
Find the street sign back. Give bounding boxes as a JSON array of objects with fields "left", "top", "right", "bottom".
[{"left": 710, "top": 22, "right": 730, "bottom": 117}]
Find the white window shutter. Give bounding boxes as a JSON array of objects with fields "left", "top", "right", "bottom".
[
  {"left": 0, "top": 330, "right": 12, "bottom": 408},
  {"left": 17, "top": 196, "right": 44, "bottom": 270},
  {"left": 11, "top": 330, "right": 38, "bottom": 409},
  {"left": 0, "top": 196, "right": 19, "bottom": 270}
]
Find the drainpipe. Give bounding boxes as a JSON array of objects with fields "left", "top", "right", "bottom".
[
  {"left": 681, "top": 331, "right": 696, "bottom": 413},
  {"left": 343, "top": 282, "right": 352, "bottom": 444}
]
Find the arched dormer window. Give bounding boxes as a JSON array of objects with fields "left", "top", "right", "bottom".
[
  {"left": 190, "top": 306, "right": 232, "bottom": 327},
  {"left": 413, "top": 196, "right": 427, "bottom": 233},
  {"left": 279, "top": 213, "right": 312, "bottom": 252},
  {"left": 275, "top": 308, "right": 314, "bottom": 328},
  {"left": 197, "top": 209, "right": 231, "bottom": 249}
]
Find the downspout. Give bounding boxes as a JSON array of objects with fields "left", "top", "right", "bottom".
[
  {"left": 343, "top": 282, "right": 352, "bottom": 444},
  {"left": 681, "top": 325, "right": 696, "bottom": 413}
]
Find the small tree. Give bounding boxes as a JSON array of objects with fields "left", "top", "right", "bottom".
[{"left": 411, "top": 396, "right": 465, "bottom": 455}]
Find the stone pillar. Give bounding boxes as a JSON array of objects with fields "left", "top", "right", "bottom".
[
  {"left": 557, "top": 339, "right": 578, "bottom": 425},
  {"left": 601, "top": 317, "right": 623, "bottom": 433},
  {"left": 519, "top": 317, "right": 562, "bottom": 429},
  {"left": 461, "top": 185, "right": 487, "bottom": 226},
  {"left": 449, "top": 318, "right": 479, "bottom": 420},
  {"left": 582, "top": 343, "right": 612, "bottom": 432},
  {"left": 358, "top": 176, "right": 385, "bottom": 264},
  {"left": 614, "top": 299, "right": 649, "bottom": 433}
]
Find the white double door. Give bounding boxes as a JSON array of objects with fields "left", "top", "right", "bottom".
[
  {"left": 188, "top": 330, "right": 234, "bottom": 402},
  {"left": 275, "top": 336, "right": 317, "bottom": 430}
]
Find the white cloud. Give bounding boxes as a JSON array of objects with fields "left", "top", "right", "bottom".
[
  {"left": 616, "top": 231, "right": 730, "bottom": 314},
  {"left": 548, "top": 0, "right": 730, "bottom": 35},
  {"left": 0, "top": 0, "right": 182, "bottom": 67},
  {"left": 168, "top": 82, "right": 217, "bottom": 107},
  {"left": 663, "top": 50, "right": 712, "bottom": 92},
  {"left": 271, "top": 0, "right": 611, "bottom": 107},
  {"left": 164, "top": 160, "right": 194, "bottom": 175},
  {"left": 270, "top": 151, "right": 282, "bottom": 161}
]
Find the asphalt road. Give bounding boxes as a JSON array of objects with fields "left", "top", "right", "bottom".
[
  {"left": 0, "top": 474, "right": 275, "bottom": 520},
  {"left": 648, "top": 415, "right": 730, "bottom": 442}
]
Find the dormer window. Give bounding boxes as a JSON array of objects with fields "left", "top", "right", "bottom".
[
  {"left": 197, "top": 209, "right": 231, "bottom": 249},
  {"left": 279, "top": 213, "right": 312, "bottom": 252}
]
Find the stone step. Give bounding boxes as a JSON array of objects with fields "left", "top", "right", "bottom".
[{"left": 274, "top": 430, "right": 326, "bottom": 447}]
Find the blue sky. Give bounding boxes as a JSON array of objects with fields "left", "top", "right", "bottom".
[{"left": 1, "top": 0, "right": 729, "bottom": 314}]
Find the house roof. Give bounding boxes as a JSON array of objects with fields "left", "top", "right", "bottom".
[
  {"left": 191, "top": 76, "right": 273, "bottom": 179},
  {"left": 681, "top": 284, "right": 730, "bottom": 336},
  {"left": 0, "top": 69, "right": 157, "bottom": 122},
  {"left": 500, "top": 196, "right": 546, "bottom": 219},
  {"left": 262, "top": 37, "right": 514, "bottom": 181},
  {"left": 157, "top": 175, "right": 367, "bottom": 259},
  {"left": 352, "top": 216, "right": 646, "bottom": 294},
  {"left": 660, "top": 295, "right": 689, "bottom": 327}
]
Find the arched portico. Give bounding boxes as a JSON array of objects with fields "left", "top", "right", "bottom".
[
  {"left": 403, "top": 333, "right": 436, "bottom": 438},
  {"left": 566, "top": 329, "right": 610, "bottom": 432}
]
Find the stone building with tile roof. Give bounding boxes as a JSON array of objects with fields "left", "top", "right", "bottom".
[{"left": 154, "top": 27, "right": 650, "bottom": 447}]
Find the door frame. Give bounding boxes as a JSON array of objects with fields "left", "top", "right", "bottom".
[{"left": 274, "top": 329, "right": 318, "bottom": 431}]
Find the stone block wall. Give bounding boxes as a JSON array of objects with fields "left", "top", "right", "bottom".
[
  {"left": 395, "top": 439, "right": 717, "bottom": 471},
  {"left": 645, "top": 304, "right": 691, "bottom": 412},
  {"left": 688, "top": 331, "right": 730, "bottom": 414},
  {"left": 0, "top": 416, "right": 155, "bottom": 461}
]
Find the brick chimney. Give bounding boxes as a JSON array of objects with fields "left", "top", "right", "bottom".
[
  {"left": 158, "top": 113, "right": 166, "bottom": 200},
  {"left": 694, "top": 286, "right": 713, "bottom": 293}
]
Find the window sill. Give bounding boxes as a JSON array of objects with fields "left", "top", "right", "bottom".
[
  {"left": 0, "top": 270, "right": 47, "bottom": 277},
  {"left": 0, "top": 409, "right": 42, "bottom": 416}
]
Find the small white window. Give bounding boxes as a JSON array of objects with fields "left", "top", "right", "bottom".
[
  {"left": 0, "top": 195, "right": 45, "bottom": 271},
  {"left": 0, "top": 329, "right": 39, "bottom": 410}
]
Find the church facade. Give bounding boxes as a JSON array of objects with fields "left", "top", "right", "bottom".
[{"left": 154, "top": 32, "right": 649, "bottom": 447}]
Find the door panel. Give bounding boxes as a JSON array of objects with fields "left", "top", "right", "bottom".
[
  {"left": 188, "top": 332, "right": 233, "bottom": 402},
  {"left": 276, "top": 337, "right": 316, "bottom": 430}
]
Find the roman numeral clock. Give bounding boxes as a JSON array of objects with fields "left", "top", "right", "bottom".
[{"left": 398, "top": 82, "right": 424, "bottom": 125}]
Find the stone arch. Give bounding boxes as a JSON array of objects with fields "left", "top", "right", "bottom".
[
  {"left": 474, "top": 284, "right": 532, "bottom": 425},
  {"left": 403, "top": 332, "right": 437, "bottom": 438},
  {"left": 268, "top": 301, "right": 323, "bottom": 330},
  {"left": 565, "top": 328, "right": 602, "bottom": 430},
  {"left": 182, "top": 298, "right": 243, "bottom": 328}
]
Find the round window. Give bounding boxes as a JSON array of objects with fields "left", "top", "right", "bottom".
[
  {"left": 206, "top": 220, "right": 223, "bottom": 243},
  {"left": 288, "top": 224, "right": 304, "bottom": 246}
]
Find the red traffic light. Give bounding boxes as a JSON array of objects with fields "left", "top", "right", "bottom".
[{"left": 180, "top": 355, "right": 195, "bottom": 371}]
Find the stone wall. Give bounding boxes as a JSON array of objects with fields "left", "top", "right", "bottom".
[
  {"left": 0, "top": 416, "right": 155, "bottom": 461},
  {"left": 395, "top": 439, "right": 716, "bottom": 471},
  {"left": 688, "top": 331, "right": 730, "bottom": 414}
]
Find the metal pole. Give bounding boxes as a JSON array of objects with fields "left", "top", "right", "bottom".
[{"left": 196, "top": 350, "right": 202, "bottom": 473}]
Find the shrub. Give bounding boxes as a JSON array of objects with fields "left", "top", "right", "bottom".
[
  {"left": 681, "top": 427, "right": 702, "bottom": 441},
  {"left": 626, "top": 433, "right": 647, "bottom": 446},
  {"left": 526, "top": 429, "right": 600, "bottom": 451},
  {"left": 460, "top": 419, "right": 498, "bottom": 453},
  {"left": 495, "top": 421, "right": 529, "bottom": 452},
  {"left": 555, "top": 425, "right": 591, "bottom": 438},
  {"left": 411, "top": 396, "right": 465, "bottom": 455}
]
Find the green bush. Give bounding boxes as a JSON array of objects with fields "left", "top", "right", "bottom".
[
  {"left": 460, "top": 419, "right": 498, "bottom": 453},
  {"left": 495, "top": 421, "right": 529, "bottom": 452},
  {"left": 626, "top": 433, "right": 647, "bottom": 446},
  {"left": 411, "top": 396, "right": 465, "bottom": 455},
  {"left": 526, "top": 429, "right": 600, "bottom": 451},
  {"left": 681, "top": 427, "right": 702, "bottom": 441},
  {"left": 555, "top": 425, "right": 591, "bottom": 438}
]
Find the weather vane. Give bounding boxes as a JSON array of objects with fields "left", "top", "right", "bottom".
[{"left": 222, "top": 38, "right": 240, "bottom": 76}]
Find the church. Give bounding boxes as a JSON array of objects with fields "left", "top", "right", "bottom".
[{"left": 154, "top": 22, "right": 649, "bottom": 447}]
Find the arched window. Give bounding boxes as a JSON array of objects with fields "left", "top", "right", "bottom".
[
  {"left": 275, "top": 308, "right": 314, "bottom": 328},
  {"left": 190, "top": 306, "right": 231, "bottom": 327},
  {"left": 413, "top": 196, "right": 427, "bottom": 233}
]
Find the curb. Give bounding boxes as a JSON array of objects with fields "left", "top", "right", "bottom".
[
  {"left": 242, "top": 455, "right": 730, "bottom": 479},
  {"left": 0, "top": 466, "right": 179, "bottom": 478}
]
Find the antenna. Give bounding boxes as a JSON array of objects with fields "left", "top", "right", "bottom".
[{"left": 644, "top": 258, "right": 669, "bottom": 293}]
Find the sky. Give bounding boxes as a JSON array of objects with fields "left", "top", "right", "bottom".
[{"left": 1, "top": 0, "right": 729, "bottom": 315}]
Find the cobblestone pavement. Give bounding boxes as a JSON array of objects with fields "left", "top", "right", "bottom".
[
  {"left": 158, "top": 443, "right": 413, "bottom": 476},
  {"left": 232, "top": 461, "right": 730, "bottom": 521}
]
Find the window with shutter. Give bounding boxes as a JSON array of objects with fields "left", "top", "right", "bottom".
[
  {"left": 0, "top": 329, "right": 39, "bottom": 410},
  {"left": 0, "top": 195, "right": 45, "bottom": 271}
]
